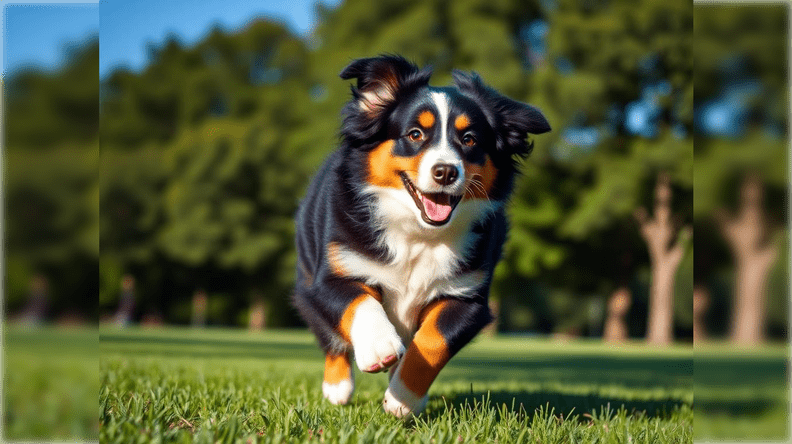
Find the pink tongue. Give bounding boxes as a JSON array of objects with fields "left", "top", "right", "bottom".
[{"left": 421, "top": 194, "right": 453, "bottom": 222}]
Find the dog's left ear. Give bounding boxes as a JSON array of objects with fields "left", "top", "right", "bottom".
[
  {"left": 453, "top": 71, "right": 550, "bottom": 158},
  {"left": 341, "top": 55, "right": 431, "bottom": 116}
]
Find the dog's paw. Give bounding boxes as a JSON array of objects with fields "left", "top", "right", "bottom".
[
  {"left": 322, "top": 379, "right": 354, "bottom": 405},
  {"left": 382, "top": 364, "right": 428, "bottom": 418},
  {"left": 350, "top": 299, "right": 405, "bottom": 373},
  {"left": 353, "top": 327, "right": 405, "bottom": 373},
  {"left": 383, "top": 381, "right": 427, "bottom": 418}
]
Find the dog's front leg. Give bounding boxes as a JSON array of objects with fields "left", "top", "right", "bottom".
[
  {"left": 383, "top": 297, "right": 492, "bottom": 417},
  {"left": 296, "top": 275, "right": 405, "bottom": 404},
  {"left": 337, "top": 281, "right": 406, "bottom": 373}
]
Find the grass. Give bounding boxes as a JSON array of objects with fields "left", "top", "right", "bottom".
[
  {"left": 100, "top": 327, "right": 696, "bottom": 443},
  {"left": 3, "top": 325, "right": 99, "bottom": 441},
  {"left": 693, "top": 342, "right": 789, "bottom": 441}
]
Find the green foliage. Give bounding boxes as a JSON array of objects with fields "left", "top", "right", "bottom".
[
  {"left": 4, "top": 38, "right": 99, "bottom": 149},
  {"left": 765, "top": 236, "right": 790, "bottom": 335},
  {"left": 693, "top": 133, "right": 787, "bottom": 217},
  {"left": 692, "top": 4, "right": 789, "bottom": 338},
  {"left": 100, "top": 19, "right": 318, "bottom": 318},
  {"left": 4, "top": 38, "right": 99, "bottom": 318},
  {"left": 559, "top": 134, "right": 692, "bottom": 239},
  {"left": 101, "top": 327, "right": 695, "bottom": 443},
  {"left": 100, "top": 256, "right": 124, "bottom": 309},
  {"left": 692, "top": 4, "right": 788, "bottom": 217},
  {"left": 101, "top": 147, "right": 167, "bottom": 265},
  {"left": 673, "top": 246, "right": 694, "bottom": 329},
  {"left": 4, "top": 255, "right": 34, "bottom": 310},
  {"left": 101, "top": 20, "right": 309, "bottom": 149},
  {"left": 5, "top": 145, "right": 99, "bottom": 264},
  {"left": 155, "top": 112, "right": 312, "bottom": 304},
  {"left": 489, "top": 0, "right": 695, "bottom": 337}
]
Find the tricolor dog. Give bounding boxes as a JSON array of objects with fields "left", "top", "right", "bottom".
[{"left": 292, "top": 55, "right": 550, "bottom": 417}]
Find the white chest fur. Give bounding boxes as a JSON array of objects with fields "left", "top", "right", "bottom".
[
  {"left": 337, "top": 187, "right": 496, "bottom": 341},
  {"left": 335, "top": 233, "right": 485, "bottom": 341}
]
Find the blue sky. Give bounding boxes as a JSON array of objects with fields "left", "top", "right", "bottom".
[{"left": 2, "top": 0, "right": 340, "bottom": 79}]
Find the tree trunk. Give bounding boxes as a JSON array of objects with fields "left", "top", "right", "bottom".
[
  {"left": 248, "top": 296, "right": 267, "bottom": 331},
  {"left": 693, "top": 286, "right": 710, "bottom": 343},
  {"left": 647, "top": 264, "right": 678, "bottom": 344},
  {"left": 603, "top": 287, "right": 631, "bottom": 342},
  {"left": 191, "top": 289, "right": 207, "bottom": 327},
  {"left": 635, "top": 172, "right": 688, "bottom": 346},
  {"left": 717, "top": 175, "right": 777, "bottom": 345},
  {"left": 731, "top": 253, "right": 775, "bottom": 343}
]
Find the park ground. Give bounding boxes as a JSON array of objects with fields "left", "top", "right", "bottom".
[
  {"left": 2, "top": 326, "right": 789, "bottom": 442},
  {"left": 98, "top": 327, "right": 693, "bottom": 443}
]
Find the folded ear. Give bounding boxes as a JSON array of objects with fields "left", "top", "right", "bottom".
[
  {"left": 453, "top": 71, "right": 550, "bottom": 158},
  {"left": 340, "top": 55, "right": 431, "bottom": 115}
]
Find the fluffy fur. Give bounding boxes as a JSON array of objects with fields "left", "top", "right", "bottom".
[{"left": 292, "top": 55, "right": 550, "bottom": 417}]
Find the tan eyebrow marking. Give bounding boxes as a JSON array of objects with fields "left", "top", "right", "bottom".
[
  {"left": 454, "top": 114, "right": 470, "bottom": 131},
  {"left": 418, "top": 110, "right": 435, "bottom": 129}
]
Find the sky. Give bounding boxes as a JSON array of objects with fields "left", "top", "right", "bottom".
[{"left": 1, "top": 0, "right": 341, "bottom": 79}]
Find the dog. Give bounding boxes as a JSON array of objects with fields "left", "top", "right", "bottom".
[{"left": 292, "top": 55, "right": 550, "bottom": 417}]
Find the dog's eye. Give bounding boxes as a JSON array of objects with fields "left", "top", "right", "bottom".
[
  {"left": 407, "top": 129, "right": 424, "bottom": 142},
  {"left": 462, "top": 134, "right": 476, "bottom": 147}
]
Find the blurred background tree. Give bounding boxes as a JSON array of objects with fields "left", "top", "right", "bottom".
[
  {"left": 5, "top": 36, "right": 99, "bottom": 321},
  {"left": 497, "top": 0, "right": 693, "bottom": 342},
  {"left": 692, "top": 5, "right": 788, "bottom": 343},
  {"left": 100, "top": 19, "right": 315, "bottom": 326}
]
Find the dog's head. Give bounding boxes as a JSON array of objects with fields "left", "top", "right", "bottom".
[{"left": 340, "top": 55, "right": 550, "bottom": 231}]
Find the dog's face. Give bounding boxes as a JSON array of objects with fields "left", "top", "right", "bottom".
[{"left": 340, "top": 56, "right": 550, "bottom": 231}]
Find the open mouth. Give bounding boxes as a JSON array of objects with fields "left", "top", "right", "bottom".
[{"left": 399, "top": 172, "right": 462, "bottom": 226}]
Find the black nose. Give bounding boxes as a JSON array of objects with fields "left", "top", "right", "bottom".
[{"left": 431, "top": 164, "right": 459, "bottom": 186}]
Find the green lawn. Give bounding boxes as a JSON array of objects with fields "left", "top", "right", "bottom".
[
  {"left": 100, "top": 327, "right": 697, "bottom": 443},
  {"left": 3, "top": 326, "right": 99, "bottom": 441}
]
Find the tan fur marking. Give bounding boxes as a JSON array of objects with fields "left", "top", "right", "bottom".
[
  {"left": 338, "top": 283, "right": 382, "bottom": 341},
  {"left": 327, "top": 242, "right": 346, "bottom": 276},
  {"left": 398, "top": 299, "right": 451, "bottom": 396},
  {"left": 339, "top": 295, "right": 367, "bottom": 342},
  {"left": 354, "top": 281, "right": 383, "bottom": 303},
  {"left": 418, "top": 111, "right": 435, "bottom": 129},
  {"left": 454, "top": 114, "right": 470, "bottom": 131},
  {"left": 463, "top": 156, "right": 498, "bottom": 199},
  {"left": 367, "top": 140, "right": 424, "bottom": 188},
  {"left": 324, "top": 353, "right": 352, "bottom": 384}
]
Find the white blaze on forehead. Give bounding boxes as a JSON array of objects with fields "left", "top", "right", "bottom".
[
  {"left": 431, "top": 92, "right": 450, "bottom": 139},
  {"left": 417, "top": 92, "right": 464, "bottom": 193}
]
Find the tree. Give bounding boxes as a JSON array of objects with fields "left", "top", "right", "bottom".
[
  {"left": 4, "top": 37, "right": 99, "bottom": 319},
  {"left": 693, "top": 4, "right": 788, "bottom": 343},
  {"left": 100, "top": 20, "right": 314, "bottom": 324},
  {"left": 516, "top": 0, "right": 693, "bottom": 340},
  {"left": 635, "top": 172, "right": 691, "bottom": 344}
]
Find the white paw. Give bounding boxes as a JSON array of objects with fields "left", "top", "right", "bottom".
[
  {"left": 350, "top": 298, "right": 405, "bottom": 372},
  {"left": 382, "top": 365, "right": 428, "bottom": 418},
  {"left": 322, "top": 379, "right": 354, "bottom": 405}
]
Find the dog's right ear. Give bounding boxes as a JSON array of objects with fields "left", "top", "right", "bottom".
[
  {"left": 453, "top": 70, "right": 550, "bottom": 159},
  {"left": 340, "top": 55, "right": 431, "bottom": 116}
]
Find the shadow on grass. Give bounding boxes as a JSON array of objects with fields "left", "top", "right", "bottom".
[
  {"left": 427, "top": 390, "right": 691, "bottom": 422},
  {"left": 444, "top": 355, "right": 693, "bottom": 392},
  {"left": 100, "top": 333, "right": 323, "bottom": 361},
  {"left": 694, "top": 398, "right": 779, "bottom": 417}
]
